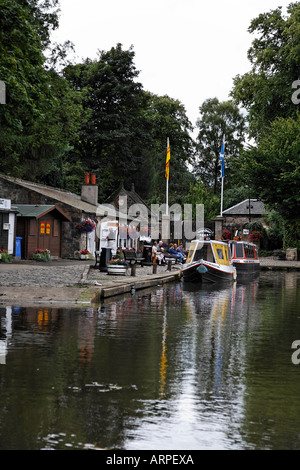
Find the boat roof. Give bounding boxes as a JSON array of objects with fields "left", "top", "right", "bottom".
[
  {"left": 191, "top": 239, "right": 228, "bottom": 246},
  {"left": 229, "top": 240, "right": 257, "bottom": 247}
]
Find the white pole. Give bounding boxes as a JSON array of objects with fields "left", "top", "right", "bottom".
[
  {"left": 220, "top": 136, "right": 225, "bottom": 216},
  {"left": 220, "top": 177, "right": 224, "bottom": 216}
]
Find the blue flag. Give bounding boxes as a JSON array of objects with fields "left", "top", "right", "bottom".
[{"left": 220, "top": 142, "right": 225, "bottom": 178}]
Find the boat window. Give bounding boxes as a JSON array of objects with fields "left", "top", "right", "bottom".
[
  {"left": 186, "top": 242, "right": 198, "bottom": 263},
  {"left": 235, "top": 243, "right": 244, "bottom": 258},
  {"left": 213, "top": 243, "right": 230, "bottom": 265},
  {"left": 245, "top": 245, "right": 255, "bottom": 258},
  {"left": 194, "top": 246, "right": 207, "bottom": 262}
]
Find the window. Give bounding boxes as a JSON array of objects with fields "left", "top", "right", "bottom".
[
  {"left": 235, "top": 243, "right": 244, "bottom": 258},
  {"left": 194, "top": 246, "right": 208, "bottom": 262},
  {"left": 245, "top": 245, "right": 254, "bottom": 258}
]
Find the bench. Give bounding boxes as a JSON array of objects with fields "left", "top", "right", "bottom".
[
  {"left": 123, "top": 250, "right": 145, "bottom": 266},
  {"left": 164, "top": 254, "right": 180, "bottom": 264}
]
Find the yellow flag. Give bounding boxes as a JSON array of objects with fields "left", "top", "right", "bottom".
[{"left": 165, "top": 142, "right": 170, "bottom": 179}]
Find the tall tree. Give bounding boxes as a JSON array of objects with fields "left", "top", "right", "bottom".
[
  {"left": 142, "top": 92, "right": 196, "bottom": 205},
  {"left": 231, "top": 2, "right": 300, "bottom": 138},
  {"left": 64, "top": 46, "right": 196, "bottom": 203},
  {"left": 64, "top": 44, "right": 149, "bottom": 199},
  {"left": 0, "top": 0, "right": 82, "bottom": 183},
  {"left": 240, "top": 115, "right": 300, "bottom": 250},
  {"left": 231, "top": 2, "right": 300, "bottom": 251},
  {"left": 195, "top": 98, "right": 246, "bottom": 194}
]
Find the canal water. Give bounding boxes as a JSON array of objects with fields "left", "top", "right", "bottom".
[{"left": 0, "top": 270, "right": 300, "bottom": 450}]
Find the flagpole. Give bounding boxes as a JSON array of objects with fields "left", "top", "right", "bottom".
[
  {"left": 220, "top": 136, "right": 225, "bottom": 216},
  {"left": 166, "top": 137, "right": 169, "bottom": 216},
  {"left": 220, "top": 177, "right": 224, "bottom": 216}
]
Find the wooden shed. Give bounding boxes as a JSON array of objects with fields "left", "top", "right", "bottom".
[{"left": 15, "top": 204, "right": 71, "bottom": 259}]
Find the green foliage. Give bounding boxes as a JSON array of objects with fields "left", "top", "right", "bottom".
[
  {"left": 223, "top": 186, "right": 251, "bottom": 211},
  {"left": 0, "top": 0, "right": 83, "bottom": 184},
  {"left": 241, "top": 115, "right": 300, "bottom": 222},
  {"left": 32, "top": 248, "right": 51, "bottom": 262},
  {"left": 195, "top": 98, "right": 246, "bottom": 193},
  {"left": 142, "top": 92, "right": 196, "bottom": 204},
  {"left": 63, "top": 44, "right": 148, "bottom": 194},
  {"left": 283, "top": 220, "right": 300, "bottom": 254},
  {"left": 231, "top": 2, "right": 300, "bottom": 236},
  {"left": 263, "top": 208, "right": 285, "bottom": 250},
  {"left": 232, "top": 2, "right": 300, "bottom": 138},
  {"left": 184, "top": 180, "right": 219, "bottom": 222},
  {"left": 64, "top": 52, "right": 195, "bottom": 202}
]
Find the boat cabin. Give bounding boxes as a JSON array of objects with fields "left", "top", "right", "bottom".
[
  {"left": 186, "top": 240, "right": 231, "bottom": 266},
  {"left": 229, "top": 241, "right": 258, "bottom": 261}
]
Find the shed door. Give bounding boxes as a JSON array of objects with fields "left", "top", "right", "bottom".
[{"left": 38, "top": 216, "right": 61, "bottom": 257}]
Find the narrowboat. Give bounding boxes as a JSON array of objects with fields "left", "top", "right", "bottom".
[
  {"left": 228, "top": 240, "right": 260, "bottom": 274},
  {"left": 181, "top": 239, "right": 237, "bottom": 283}
]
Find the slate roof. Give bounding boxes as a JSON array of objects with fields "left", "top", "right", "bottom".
[
  {"left": 106, "top": 183, "right": 157, "bottom": 221},
  {"left": 15, "top": 204, "right": 71, "bottom": 221},
  {"left": 0, "top": 174, "right": 116, "bottom": 217},
  {"left": 223, "top": 199, "right": 266, "bottom": 216}
]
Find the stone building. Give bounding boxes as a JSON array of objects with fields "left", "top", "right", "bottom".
[
  {"left": 0, "top": 173, "right": 116, "bottom": 259},
  {"left": 223, "top": 199, "right": 266, "bottom": 225},
  {"left": 221, "top": 198, "right": 267, "bottom": 240}
]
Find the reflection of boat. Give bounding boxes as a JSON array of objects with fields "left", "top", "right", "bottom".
[
  {"left": 181, "top": 240, "right": 237, "bottom": 284},
  {"left": 228, "top": 240, "right": 260, "bottom": 274}
]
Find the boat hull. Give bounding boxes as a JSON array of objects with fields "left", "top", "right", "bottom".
[
  {"left": 232, "top": 260, "right": 260, "bottom": 274},
  {"left": 182, "top": 261, "right": 236, "bottom": 284}
]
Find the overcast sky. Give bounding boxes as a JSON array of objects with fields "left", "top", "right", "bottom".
[{"left": 51, "top": 0, "right": 292, "bottom": 131}]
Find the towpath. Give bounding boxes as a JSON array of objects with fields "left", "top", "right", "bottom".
[
  {"left": 0, "top": 256, "right": 299, "bottom": 306},
  {"left": 0, "top": 259, "right": 180, "bottom": 305}
]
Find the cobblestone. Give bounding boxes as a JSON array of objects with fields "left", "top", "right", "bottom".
[
  {"left": 0, "top": 260, "right": 181, "bottom": 289},
  {"left": 0, "top": 262, "right": 87, "bottom": 287}
]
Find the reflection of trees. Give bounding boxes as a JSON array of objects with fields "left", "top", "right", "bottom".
[
  {"left": 1, "top": 273, "right": 299, "bottom": 449},
  {"left": 239, "top": 272, "right": 300, "bottom": 449}
]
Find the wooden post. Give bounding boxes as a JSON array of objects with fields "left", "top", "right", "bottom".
[
  {"left": 130, "top": 263, "right": 136, "bottom": 276},
  {"left": 152, "top": 253, "right": 157, "bottom": 274},
  {"left": 167, "top": 260, "right": 172, "bottom": 271}
]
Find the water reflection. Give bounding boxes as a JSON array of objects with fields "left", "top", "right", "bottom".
[
  {"left": 0, "top": 306, "right": 12, "bottom": 364},
  {"left": 0, "top": 271, "right": 300, "bottom": 450}
]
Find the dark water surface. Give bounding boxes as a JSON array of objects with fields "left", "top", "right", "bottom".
[{"left": 1, "top": 271, "right": 300, "bottom": 450}]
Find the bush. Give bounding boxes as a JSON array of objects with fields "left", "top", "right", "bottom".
[
  {"left": 0, "top": 249, "right": 12, "bottom": 263},
  {"left": 33, "top": 249, "right": 51, "bottom": 262}
]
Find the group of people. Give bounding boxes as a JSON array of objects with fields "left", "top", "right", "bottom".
[{"left": 152, "top": 241, "right": 186, "bottom": 265}]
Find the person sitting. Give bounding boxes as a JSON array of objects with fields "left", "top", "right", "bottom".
[
  {"left": 152, "top": 241, "right": 158, "bottom": 263},
  {"left": 168, "top": 243, "right": 184, "bottom": 263},
  {"left": 175, "top": 243, "right": 186, "bottom": 262},
  {"left": 154, "top": 241, "right": 165, "bottom": 265},
  {"left": 159, "top": 240, "right": 168, "bottom": 249},
  {"left": 156, "top": 247, "right": 165, "bottom": 265}
]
